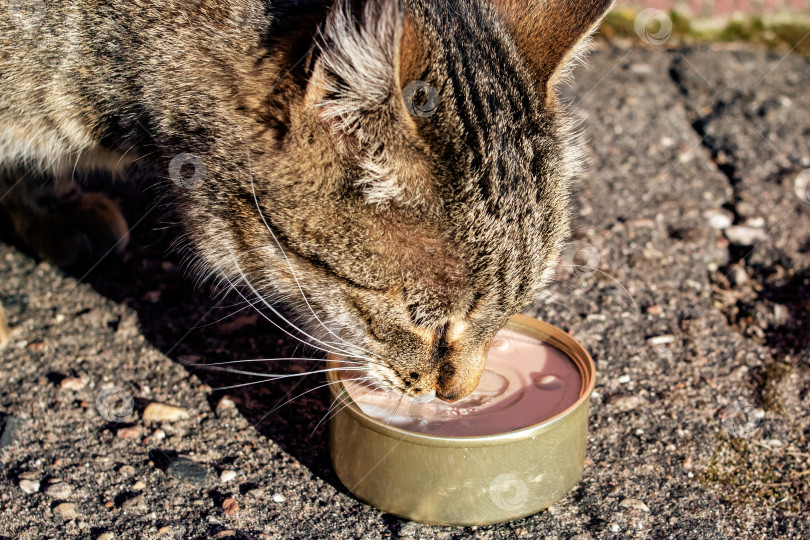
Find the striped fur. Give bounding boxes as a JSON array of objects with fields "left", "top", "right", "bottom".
[{"left": 0, "top": 0, "right": 612, "bottom": 401}]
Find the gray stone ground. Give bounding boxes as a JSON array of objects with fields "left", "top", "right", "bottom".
[{"left": 1, "top": 44, "right": 809, "bottom": 539}]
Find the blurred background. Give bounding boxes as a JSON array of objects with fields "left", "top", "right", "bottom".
[
  {"left": 609, "top": 0, "right": 810, "bottom": 54},
  {"left": 620, "top": 0, "right": 807, "bottom": 13}
]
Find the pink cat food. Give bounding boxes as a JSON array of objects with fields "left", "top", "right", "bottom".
[{"left": 341, "top": 329, "right": 582, "bottom": 437}]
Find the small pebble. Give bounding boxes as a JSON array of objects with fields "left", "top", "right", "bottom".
[
  {"left": 735, "top": 200, "right": 756, "bottom": 218},
  {"left": 142, "top": 403, "right": 190, "bottom": 423},
  {"left": 43, "top": 480, "right": 73, "bottom": 499},
  {"left": 166, "top": 457, "right": 211, "bottom": 486},
  {"left": 647, "top": 335, "right": 676, "bottom": 346},
  {"left": 220, "top": 470, "right": 238, "bottom": 483},
  {"left": 630, "top": 62, "right": 653, "bottom": 75},
  {"left": 724, "top": 225, "right": 766, "bottom": 246},
  {"left": 0, "top": 414, "right": 24, "bottom": 449},
  {"left": 617, "top": 374, "right": 631, "bottom": 384},
  {"left": 117, "top": 426, "right": 141, "bottom": 439},
  {"left": 730, "top": 365, "right": 749, "bottom": 379},
  {"left": 60, "top": 377, "right": 86, "bottom": 391},
  {"left": 648, "top": 335, "right": 678, "bottom": 358},
  {"left": 119, "top": 465, "right": 136, "bottom": 476},
  {"left": 152, "top": 428, "right": 167, "bottom": 440},
  {"left": 157, "top": 527, "right": 174, "bottom": 539},
  {"left": 222, "top": 497, "right": 239, "bottom": 516},
  {"left": 773, "top": 304, "right": 789, "bottom": 325},
  {"left": 132, "top": 480, "right": 146, "bottom": 491},
  {"left": 272, "top": 493, "right": 286, "bottom": 503},
  {"left": 97, "top": 533, "right": 115, "bottom": 540},
  {"left": 52, "top": 502, "right": 79, "bottom": 519},
  {"left": 606, "top": 394, "right": 648, "bottom": 412},
  {"left": 744, "top": 217, "right": 765, "bottom": 228},
  {"left": 19, "top": 479, "right": 40, "bottom": 494},
  {"left": 703, "top": 209, "right": 733, "bottom": 230},
  {"left": 620, "top": 498, "right": 650, "bottom": 512},
  {"left": 216, "top": 396, "right": 237, "bottom": 412},
  {"left": 728, "top": 265, "right": 748, "bottom": 287},
  {"left": 212, "top": 532, "right": 236, "bottom": 539},
  {"left": 120, "top": 494, "right": 146, "bottom": 511},
  {"left": 645, "top": 305, "right": 662, "bottom": 315}
]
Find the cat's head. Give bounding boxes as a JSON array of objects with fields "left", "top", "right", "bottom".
[{"left": 182, "top": 0, "right": 612, "bottom": 401}]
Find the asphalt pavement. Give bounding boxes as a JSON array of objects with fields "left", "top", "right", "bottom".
[{"left": 1, "top": 44, "right": 809, "bottom": 539}]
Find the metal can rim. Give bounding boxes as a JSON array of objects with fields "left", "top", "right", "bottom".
[{"left": 326, "top": 314, "right": 595, "bottom": 448}]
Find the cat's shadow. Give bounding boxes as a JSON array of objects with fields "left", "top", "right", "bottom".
[{"left": 1, "top": 175, "right": 374, "bottom": 512}]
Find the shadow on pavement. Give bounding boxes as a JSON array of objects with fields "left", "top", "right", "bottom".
[{"left": 0, "top": 172, "right": 367, "bottom": 503}]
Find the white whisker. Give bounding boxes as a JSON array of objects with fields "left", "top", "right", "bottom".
[
  {"left": 384, "top": 392, "right": 405, "bottom": 427},
  {"left": 193, "top": 303, "right": 254, "bottom": 329},
  {"left": 560, "top": 265, "right": 640, "bottom": 313},
  {"left": 192, "top": 357, "right": 365, "bottom": 367},
  {"left": 243, "top": 144, "right": 383, "bottom": 361},
  {"left": 198, "top": 364, "right": 366, "bottom": 379},
  {"left": 313, "top": 387, "right": 352, "bottom": 435},
  {"left": 220, "top": 257, "right": 373, "bottom": 361},
  {"left": 259, "top": 376, "right": 372, "bottom": 425},
  {"left": 313, "top": 381, "right": 384, "bottom": 434}
]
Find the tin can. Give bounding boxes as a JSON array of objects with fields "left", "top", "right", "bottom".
[{"left": 325, "top": 314, "right": 596, "bottom": 526}]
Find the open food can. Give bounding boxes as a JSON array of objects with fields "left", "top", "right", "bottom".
[{"left": 326, "top": 313, "right": 596, "bottom": 526}]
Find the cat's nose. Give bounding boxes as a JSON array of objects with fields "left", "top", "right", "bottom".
[
  {"left": 435, "top": 354, "right": 485, "bottom": 402},
  {"left": 436, "top": 387, "right": 463, "bottom": 403},
  {"left": 436, "top": 371, "right": 481, "bottom": 402}
]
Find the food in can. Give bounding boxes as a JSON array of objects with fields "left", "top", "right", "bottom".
[{"left": 340, "top": 328, "right": 582, "bottom": 436}]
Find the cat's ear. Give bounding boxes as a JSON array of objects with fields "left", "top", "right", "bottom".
[
  {"left": 306, "top": 0, "right": 437, "bottom": 211},
  {"left": 308, "top": 0, "right": 405, "bottom": 130},
  {"left": 491, "top": 0, "right": 614, "bottom": 93}
]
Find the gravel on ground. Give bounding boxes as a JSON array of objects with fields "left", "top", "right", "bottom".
[{"left": 1, "top": 44, "right": 809, "bottom": 539}]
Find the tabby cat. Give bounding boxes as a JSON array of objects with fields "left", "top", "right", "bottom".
[{"left": 0, "top": 0, "right": 612, "bottom": 400}]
